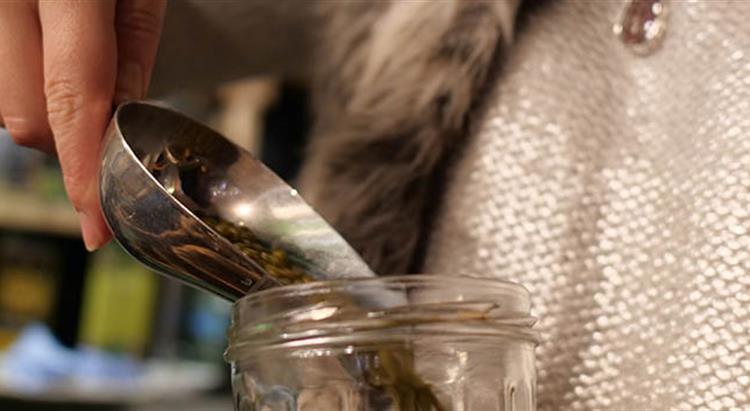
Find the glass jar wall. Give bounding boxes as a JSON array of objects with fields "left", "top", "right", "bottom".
[{"left": 226, "top": 275, "right": 539, "bottom": 411}]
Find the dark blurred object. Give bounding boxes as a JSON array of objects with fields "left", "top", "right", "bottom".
[
  {"left": 0, "top": 236, "right": 60, "bottom": 342},
  {"left": 0, "top": 233, "right": 86, "bottom": 349},
  {"left": 260, "top": 81, "right": 310, "bottom": 183},
  {"left": 50, "top": 238, "right": 88, "bottom": 348}
]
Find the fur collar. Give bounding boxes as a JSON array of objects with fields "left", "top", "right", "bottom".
[{"left": 299, "top": 0, "right": 520, "bottom": 275}]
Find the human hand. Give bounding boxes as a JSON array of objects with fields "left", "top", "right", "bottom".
[{"left": 0, "top": 0, "right": 166, "bottom": 250}]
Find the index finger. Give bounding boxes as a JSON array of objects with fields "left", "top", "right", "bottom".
[{"left": 39, "top": 0, "right": 117, "bottom": 250}]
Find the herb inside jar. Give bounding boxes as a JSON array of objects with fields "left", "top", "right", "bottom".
[{"left": 207, "top": 218, "right": 446, "bottom": 410}]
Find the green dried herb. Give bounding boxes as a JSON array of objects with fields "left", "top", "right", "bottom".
[
  {"left": 368, "top": 349, "right": 446, "bottom": 411},
  {"left": 205, "top": 217, "right": 313, "bottom": 286}
]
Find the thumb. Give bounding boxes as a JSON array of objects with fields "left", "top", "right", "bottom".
[{"left": 114, "top": 0, "right": 167, "bottom": 102}]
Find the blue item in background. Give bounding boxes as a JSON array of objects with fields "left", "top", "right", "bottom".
[
  {"left": 0, "top": 323, "right": 142, "bottom": 394},
  {"left": 0, "top": 129, "right": 46, "bottom": 188}
]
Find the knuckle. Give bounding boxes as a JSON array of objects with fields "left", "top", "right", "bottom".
[
  {"left": 117, "top": 6, "right": 163, "bottom": 44},
  {"left": 4, "top": 118, "right": 47, "bottom": 149},
  {"left": 45, "top": 78, "right": 84, "bottom": 132}
]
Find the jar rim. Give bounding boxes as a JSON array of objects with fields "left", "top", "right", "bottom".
[
  {"left": 226, "top": 275, "right": 538, "bottom": 362},
  {"left": 236, "top": 274, "right": 530, "bottom": 308}
]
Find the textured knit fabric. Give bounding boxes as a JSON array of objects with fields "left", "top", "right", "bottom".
[{"left": 425, "top": 1, "right": 750, "bottom": 409}]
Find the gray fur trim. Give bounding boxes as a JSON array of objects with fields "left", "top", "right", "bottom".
[{"left": 300, "top": 0, "right": 519, "bottom": 275}]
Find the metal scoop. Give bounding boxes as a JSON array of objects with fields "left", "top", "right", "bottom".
[{"left": 99, "top": 101, "right": 376, "bottom": 301}]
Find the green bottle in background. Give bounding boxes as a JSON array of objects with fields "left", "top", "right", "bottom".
[{"left": 78, "top": 244, "right": 157, "bottom": 355}]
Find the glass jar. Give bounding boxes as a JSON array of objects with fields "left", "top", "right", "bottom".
[{"left": 225, "top": 275, "right": 538, "bottom": 411}]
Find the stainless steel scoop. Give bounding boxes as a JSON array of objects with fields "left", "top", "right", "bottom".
[{"left": 99, "top": 101, "right": 376, "bottom": 301}]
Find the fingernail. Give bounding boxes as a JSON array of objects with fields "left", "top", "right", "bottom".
[
  {"left": 114, "top": 62, "right": 143, "bottom": 103},
  {"left": 78, "top": 211, "right": 106, "bottom": 252}
]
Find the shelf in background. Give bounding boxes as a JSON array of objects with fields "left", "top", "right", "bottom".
[
  {"left": 0, "top": 359, "right": 225, "bottom": 408},
  {"left": 0, "top": 189, "right": 80, "bottom": 237}
]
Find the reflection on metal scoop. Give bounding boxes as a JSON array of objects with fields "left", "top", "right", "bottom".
[{"left": 99, "top": 101, "right": 377, "bottom": 301}]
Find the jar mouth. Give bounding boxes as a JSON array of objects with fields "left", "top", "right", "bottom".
[{"left": 225, "top": 275, "right": 539, "bottom": 362}]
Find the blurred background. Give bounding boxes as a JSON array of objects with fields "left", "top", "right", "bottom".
[{"left": 0, "top": 77, "right": 311, "bottom": 410}]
